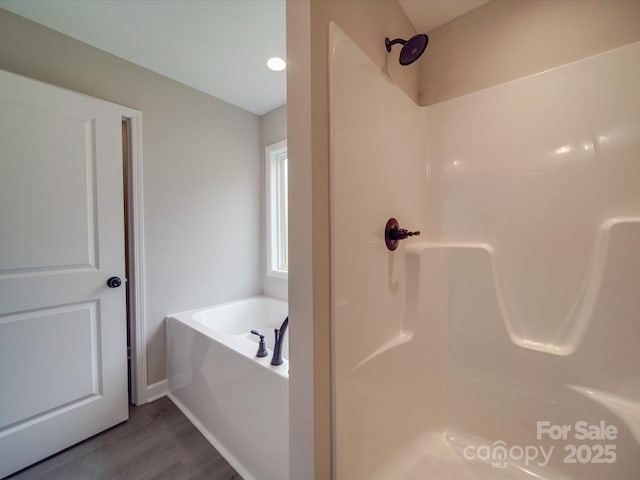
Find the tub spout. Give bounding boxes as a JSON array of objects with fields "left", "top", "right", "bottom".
[{"left": 271, "top": 317, "right": 288, "bottom": 366}]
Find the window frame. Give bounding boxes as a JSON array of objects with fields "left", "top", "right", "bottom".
[{"left": 265, "top": 140, "right": 288, "bottom": 279}]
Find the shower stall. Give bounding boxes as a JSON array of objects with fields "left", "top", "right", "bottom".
[{"left": 329, "top": 23, "right": 640, "bottom": 479}]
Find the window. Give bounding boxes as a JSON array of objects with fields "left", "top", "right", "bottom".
[{"left": 266, "top": 140, "right": 288, "bottom": 278}]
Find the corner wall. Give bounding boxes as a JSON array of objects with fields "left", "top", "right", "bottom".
[
  {"left": 287, "top": 1, "right": 419, "bottom": 478},
  {"left": 0, "top": 9, "right": 262, "bottom": 392},
  {"left": 420, "top": 0, "right": 640, "bottom": 105}
]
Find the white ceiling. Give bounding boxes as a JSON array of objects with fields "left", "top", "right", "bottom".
[{"left": 0, "top": 0, "right": 488, "bottom": 116}]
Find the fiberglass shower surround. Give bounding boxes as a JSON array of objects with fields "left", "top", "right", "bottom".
[{"left": 329, "top": 23, "right": 640, "bottom": 480}]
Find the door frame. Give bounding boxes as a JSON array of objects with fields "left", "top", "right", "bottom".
[{"left": 121, "top": 110, "right": 149, "bottom": 405}]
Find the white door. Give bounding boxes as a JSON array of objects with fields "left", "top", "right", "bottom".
[{"left": 0, "top": 69, "right": 129, "bottom": 478}]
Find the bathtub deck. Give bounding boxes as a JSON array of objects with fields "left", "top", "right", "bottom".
[{"left": 6, "top": 396, "right": 242, "bottom": 480}]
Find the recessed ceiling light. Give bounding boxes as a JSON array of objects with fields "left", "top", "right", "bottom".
[{"left": 267, "top": 57, "right": 286, "bottom": 72}]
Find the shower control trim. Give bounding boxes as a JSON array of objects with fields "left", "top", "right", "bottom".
[{"left": 385, "top": 218, "right": 420, "bottom": 251}]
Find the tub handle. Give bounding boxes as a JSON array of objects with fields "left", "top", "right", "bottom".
[{"left": 250, "top": 330, "right": 269, "bottom": 358}]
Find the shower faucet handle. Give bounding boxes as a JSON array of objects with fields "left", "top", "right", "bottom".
[
  {"left": 390, "top": 228, "right": 421, "bottom": 240},
  {"left": 385, "top": 218, "right": 421, "bottom": 251},
  {"left": 250, "top": 330, "right": 269, "bottom": 358}
]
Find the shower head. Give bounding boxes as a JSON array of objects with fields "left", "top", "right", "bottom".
[{"left": 385, "top": 34, "right": 429, "bottom": 66}]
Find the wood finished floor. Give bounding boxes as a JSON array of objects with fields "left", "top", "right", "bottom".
[{"left": 7, "top": 396, "right": 242, "bottom": 480}]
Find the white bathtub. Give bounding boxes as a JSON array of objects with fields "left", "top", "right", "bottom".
[{"left": 166, "top": 296, "right": 289, "bottom": 480}]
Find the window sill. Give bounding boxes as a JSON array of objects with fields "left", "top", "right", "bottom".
[{"left": 267, "top": 269, "right": 288, "bottom": 280}]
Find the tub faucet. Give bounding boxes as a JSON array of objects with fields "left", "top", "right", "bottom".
[{"left": 271, "top": 316, "right": 288, "bottom": 366}]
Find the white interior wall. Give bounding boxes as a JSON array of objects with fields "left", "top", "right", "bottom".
[
  {"left": 260, "top": 104, "right": 288, "bottom": 300},
  {"left": 0, "top": 9, "right": 263, "bottom": 393}
]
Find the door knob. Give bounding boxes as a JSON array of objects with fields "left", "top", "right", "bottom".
[
  {"left": 385, "top": 218, "right": 420, "bottom": 251},
  {"left": 106, "top": 276, "right": 122, "bottom": 288}
]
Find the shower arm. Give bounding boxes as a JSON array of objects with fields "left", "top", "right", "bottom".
[{"left": 385, "top": 37, "right": 407, "bottom": 52}]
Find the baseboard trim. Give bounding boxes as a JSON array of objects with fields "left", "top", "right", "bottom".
[{"left": 143, "top": 379, "right": 168, "bottom": 403}]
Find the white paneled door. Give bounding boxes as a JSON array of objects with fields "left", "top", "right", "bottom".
[{"left": 0, "top": 69, "right": 129, "bottom": 478}]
